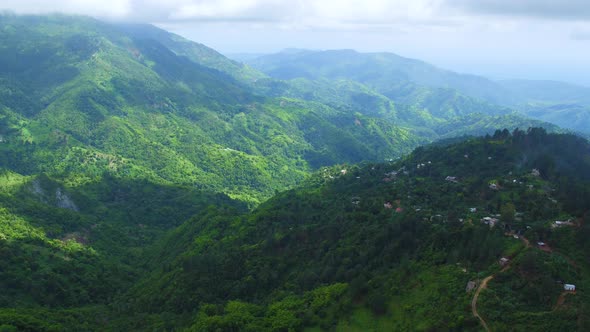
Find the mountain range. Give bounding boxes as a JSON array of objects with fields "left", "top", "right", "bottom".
[
  {"left": 0, "top": 14, "right": 589, "bottom": 331},
  {"left": 242, "top": 48, "right": 590, "bottom": 135}
]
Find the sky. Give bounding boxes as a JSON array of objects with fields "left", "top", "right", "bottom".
[{"left": 2, "top": 0, "right": 590, "bottom": 86}]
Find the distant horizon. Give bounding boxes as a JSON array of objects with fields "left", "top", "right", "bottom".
[{"left": 219, "top": 47, "right": 590, "bottom": 88}]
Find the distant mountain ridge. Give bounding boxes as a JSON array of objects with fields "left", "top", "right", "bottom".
[
  {"left": 245, "top": 49, "right": 590, "bottom": 134},
  {"left": 246, "top": 48, "right": 519, "bottom": 105}
]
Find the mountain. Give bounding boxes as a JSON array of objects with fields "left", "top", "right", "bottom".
[
  {"left": 520, "top": 103, "right": 590, "bottom": 135},
  {"left": 0, "top": 14, "right": 430, "bottom": 204},
  {"left": 116, "top": 24, "right": 265, "bottom": 83},
  {"left": 246, "top": 49, "right": 518, "bottom": 106},
  {"left": 497, "top": 80, "right": 590, "bottom": 134},
  {"left": 105, "top": 129, "right": 590, "bottom": 330},
  {"left": 129, "top": 129, "right": 590, "bottom": 331},
  {"left": 246, "top": 49, "right": 590, "bottom": 134},
  {"left": 1, "top": 14, "right": 588, "bottom": 331},
  {"left": 250, "top": 68, "right": 559, "bottom": 138},
  {"left": 5, "top": 128, "right": 590, "bottom": 331},
  {"left": 0, "top": 15, "right": 561, "bottom": 207}
]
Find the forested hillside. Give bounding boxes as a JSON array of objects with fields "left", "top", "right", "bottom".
[
  {"left": 245, "top": 49, "right": 590, "bottom": 134},
  {"left": 1, "top": 14, "right": 589, "bottom": 332},
  {"left": 0, "top": 14, "right": 429, "bottom": 204},
  {"left": 0, "top": 15, "right": 559, "bottom": 206},
  {"left": 246, "top": 49, "right": 516, "bottom": 106},
  {"left": 121, "top": 128, "right": 590, "bottom": 331},
  {"left": 2, "top": 128, "right": 589, "bottom": 331}
]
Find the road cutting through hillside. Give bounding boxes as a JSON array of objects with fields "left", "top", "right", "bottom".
[
  {"left": 471, "top": 275, "right": 492, "bottom": 331},
  {"left": 471, "top": 235, "right": 530, "bottom": 331}
]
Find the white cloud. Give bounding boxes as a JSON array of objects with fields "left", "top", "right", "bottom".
[
  {"left": 445, "top": 0, "right": 590, "bottom": 21},
  {"left": 0, "top": 0, "right": 449, "bottom": 26},
  {"left": 2, "top": 0, "right": 589, "bottom": 26},
  {"left": 0, "top": 0, "right": 131, "bottom": 18}
]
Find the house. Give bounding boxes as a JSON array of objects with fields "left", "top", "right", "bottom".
[
  {"left": 445, "top": 176, "right": 458, "bottom": 183},
  {"left": 553, "top": 220, "right": 574, "bottom": 228},
  {"left": 469, "top": 208, "right": 477, "bottom": 213},
  {"left": 489, "top": 183, "right": 499, "bottom": 190},
  {"left": 466, "top": 281, "right": 477, "bottom": 292},
  {"left": 384, "top": 202, "right": 393, "bottom": 209},
  {"left": 531, "top": 168, "right": 541, "bottom": 177},
  {"left": 564, "top": 284, "right": 576, "bottom": 291},
  {"left": 499, "top": 257, "right": 509, "bottom": 266},
  {"left": 395, "top": 207, "right": 403, "bottom": 213},
  {"left": 537, "top": 242, "right": 546, "bottom": 246},
  {"left": 482, "top": 217, "right": 498, "bottom": 228}
]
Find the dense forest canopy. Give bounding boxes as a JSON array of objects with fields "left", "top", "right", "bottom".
[
  {"left": 0, "top": 14, "right": 589, "bottom": 332},
  {"left": 2, "top": 126, "right": 590, "bottom": 331}
]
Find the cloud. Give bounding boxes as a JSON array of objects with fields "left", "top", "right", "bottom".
[
  {"left": 446, "top": 0, "right": 590, "bottom": 21},
  {"left": 0, "top": 0, "right": 449, "bottom": 26},
  {"left": 0, "top": 0, "right": 131, "bottom": 18},
  {"left": 2, "top": 0, "right": 589, "bottom": 27}
]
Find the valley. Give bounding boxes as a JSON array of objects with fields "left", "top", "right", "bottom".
[{"left": 0, "top": 14, "right": 589, "bottom": 331}]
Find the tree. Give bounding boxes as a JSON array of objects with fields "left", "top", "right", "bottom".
[{"left": 501, "top": 202, "right": 516, "bottom": 224}]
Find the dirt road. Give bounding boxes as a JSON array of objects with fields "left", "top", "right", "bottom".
[
  {"left": 471, "top": 235, "right": 529, "bottom": 331},
  {"left": 471, "top": 275, "right": 493, "bottom": 332}
]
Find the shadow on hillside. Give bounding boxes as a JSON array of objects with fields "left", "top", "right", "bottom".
[{"left": 0, "top": 173, "right": 247, "bottom": 308}]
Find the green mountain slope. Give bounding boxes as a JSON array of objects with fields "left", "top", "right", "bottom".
[
  {"left": 496, "top": 80, "right": 590, "bottom": 134},
  {"left": 246, "top": 50, "right": 563, "bottom": 137},
  {"left": 117, "top": 23, "right": 265, "bottom": 83},
  {"left": 0, "top": 169, "right": 247, "bottom": 331},
  {"left": 251, "top": 70, "right": 559, "bottom": 141},
  {"left": 0, "top": 14, "right": 588, "bottom": 332},
  {"left": 246, "top": 49, "right": 590, "bottom": 134},
  {"left": 112, "top": 129, "right": 590, "bottom": 331},
  {"left": 0, "top": 14, "right": 426, "bottom": 204},
  {"left": 247, "top": 49, "right": 518, "bottom": 106},
  {"left": 520, "top": 103, "right": 590, "bottom": 135}
]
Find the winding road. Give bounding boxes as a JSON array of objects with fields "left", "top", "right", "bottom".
[
  {"left": 471, "top": 275, "right": 493, "bottom": 332},
  {"left": 471, "top": 235, "right": 530, "bottom": 331}
]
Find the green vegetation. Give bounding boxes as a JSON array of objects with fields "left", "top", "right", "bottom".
[
  {"left": 0, "top": 14, "right": 431, "bottom": 205},
  {"left": 2, "top": 123, "right": 590, "bottom": 330},
  {"left": 246, "top": 49, "right": 590, "bottom": 134},
  {"left": 116, "top": 128, "right": 588, "bottom": 331},
  {"left": 1, "top": 14, "right": 589, "bottom": 331}
]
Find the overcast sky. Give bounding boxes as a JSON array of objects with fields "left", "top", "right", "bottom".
[{"left": 2, "top": 0, "right": 590, "bottom": 85}]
